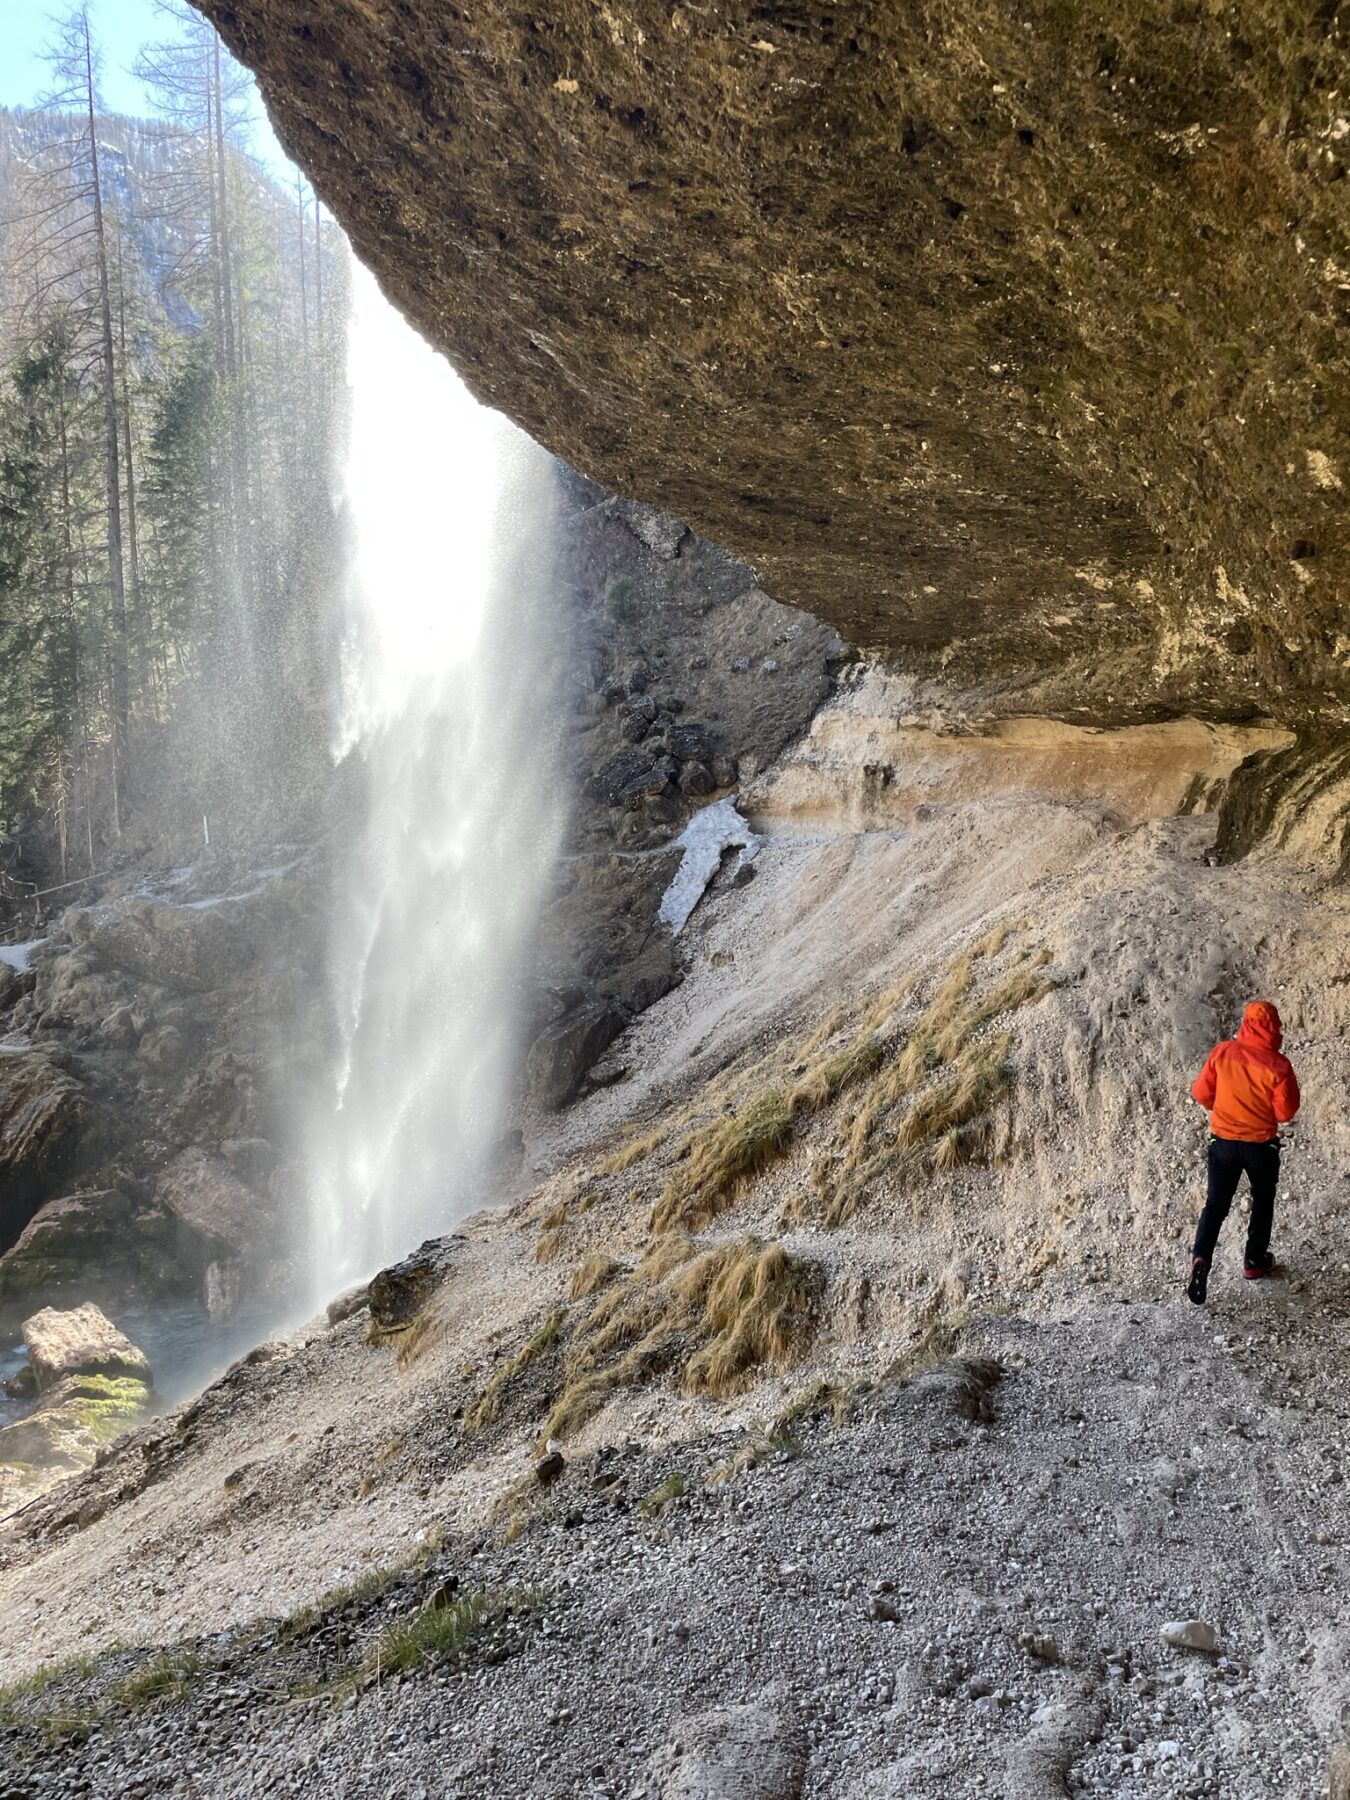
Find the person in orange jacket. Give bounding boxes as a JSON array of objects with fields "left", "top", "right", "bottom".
[{"left": 1186, "top": 1000, "right": 1300, "bottom": 1304}]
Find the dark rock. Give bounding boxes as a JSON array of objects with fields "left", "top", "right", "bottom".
[
  {"left": 368, "top": 1239, "right": 453, "bottom": 1331},
  {"left": 730, "top": 861, "right": 757, "bottom": 888},
  {"left": 527, "top": 1000, "right": 628, "bottom": 1110},
  {"left": 618, "top": 759, "right": 678, "bottom": 811},
  {"left": 65, "top": 895, "right": 255, "bottom": 994},
  {"left": 678, "top": 762, "right": 716, "bottom": 799},
  {"left": 666, "top": 723, "right": 713, "bottom": 762},
  {"left": 155, "top": 1150, "right": 273, "bottom": 1261},
  {"left": 3, "top": 1364, "right": 36, "bottom": 1400},
  {"left": 97, "top": 1005, "right": 140, "bottom": 1050},
  {"left": 422, "top": 1576, "right": 461, "bottom": 1612},
  {"left": 0, "top": 1188, "right": 146, "bottom": 1303},
  {"left": 0, "top": 1052, "right": 107, "bottom": 1256},
  {"left": 534, "top": 1449, "right": 566, "bottom": 1487},
  {"left": 711, "top": 755, "right": 739, "bottom": 789},
  {"left": 590, "top": 749, "right": 656, "bottom": 805},
  {"left": 326, "top": 1284, "right": 371, "bottom": 1326}
]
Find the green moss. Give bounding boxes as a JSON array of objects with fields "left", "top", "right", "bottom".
[{"left": 63, "top": 1374, "right": 152, "bottom": 1446}]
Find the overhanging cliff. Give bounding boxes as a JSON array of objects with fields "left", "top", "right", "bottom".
[{"left": 196, "top": 0, "right": 1349, "bottom": 726}]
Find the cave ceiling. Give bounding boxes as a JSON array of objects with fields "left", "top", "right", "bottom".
[{"left": 195, "top": 0, "right": 1350, "bottom": 726}]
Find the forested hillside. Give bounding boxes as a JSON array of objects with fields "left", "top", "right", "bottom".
[{"left": 0, "top": 6, "right": 345, "bottom": 910}]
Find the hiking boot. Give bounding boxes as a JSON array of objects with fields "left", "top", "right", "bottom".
[
  {"left": 1243, "top": 1252, "right": 1276, "bottom": 1280},
  {"left": 1186, "top": 1256, "right": 1209, "bottom": 1305}
]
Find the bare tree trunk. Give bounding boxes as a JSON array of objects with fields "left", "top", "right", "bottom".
[
  {"left": 82, "top": 12, "right": 128, "bottom": 828},
  {"left": 114, "top": 227, "right": 143, "bottom": 694},
  {"left": 56, "top": 378, "right": 94, "bottom": 875},
  {"left": 213, "top": 38, "right": 238, "bottom": 381}
]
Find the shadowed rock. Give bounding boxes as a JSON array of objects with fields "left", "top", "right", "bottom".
[{"left": 196, "top": 0, "right": 1350, "bottom": 728}]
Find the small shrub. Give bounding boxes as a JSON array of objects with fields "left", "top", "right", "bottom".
[
  {"left": 364, "top": 1588, "right": 540, "bottom": 1681},
  {"left": 639, "top": 1471, "right": 687, "bottom": 1516},
  {"left": 569, "top": 1253, "right": 620, "bottom": 1299}
]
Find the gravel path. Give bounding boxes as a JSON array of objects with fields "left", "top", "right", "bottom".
[{"left": 4, "top": 1261, "right": 1348, "bottom": 1797}]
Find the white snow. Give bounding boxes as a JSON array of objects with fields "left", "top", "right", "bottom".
[
  {"left": 0, "top": 938, "right": 44, "bottom": 973},
  {"left": 657, "top": 796, "right": 760, "bottom": 936}
]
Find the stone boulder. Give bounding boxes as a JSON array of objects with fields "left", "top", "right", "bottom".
[
  {"left": 154, "top": 1148, "right": 272, "bottom": 1259},
  {"left": 23, "top": 1300, "right": 151, "bottom": 1393},
  {"left": 65, "top": 894, "right": 254, "bottom": 994},
  {"left": 0, "top": 1304, "right": 153, "bottom": 1510},
  {"left": 0, "top": 1188, "right": 149, "bottom": 1303},
  {"left": 368, "top": 1239, "right": 457, "bottom": 1333},
  {"left": 647, "top": 1699, "right": 806, "bottom": 1800},
  {"left": 526, "top": 1000, "right": 628, "bottom": 1111},
  {"left": 0, "top": 1050, "right": 106, "bottom": 1253}
]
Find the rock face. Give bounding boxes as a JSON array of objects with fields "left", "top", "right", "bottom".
[
  {"left": 527, "top": 999, "right": 629, "bottom": 1111},
  {"left": 0, "top": 1189, "right": 169, "bottom": 1304},
  {"left": 198, "top": 0, "right": 1349, "bottom": 727},
  {"left": 66, "top": 896, "right": 254, "bottom": 994},
  {"left": 0, "top": 1051, "right": 105, "bottom": 1253}
]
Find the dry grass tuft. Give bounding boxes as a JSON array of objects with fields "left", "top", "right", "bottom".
[
  {"left": 569, "top": 1253, "right": 620, "bottom": 1300},
  {"left": 540, "top": 1233, "right": 820, "bottom": 1445},
  {"left": 809, "top": 944, "right": 1054, "bottom": 1225},
  {"left": 535, "top": 1204, "right": 570, "bottom": 1264},
  {"left": 464, "top": 1309, "right": 565, "bottom": 1432},
  {"left": 651, "top": 1027, "right": 883, "bottom": 1234},
  {"left": 397, "top": 1304, "right": 449, "bottom": 1369},
  {"left": 680, "top": 1238, "right": 821, "bottom": 1397}
]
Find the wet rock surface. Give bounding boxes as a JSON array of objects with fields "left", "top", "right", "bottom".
[
  {"left": 0, "top": 1052, "right": 106, "bottom": 1254},
  {"left": 0, "top": 1303, "right": 153, "bottom": 1513}
]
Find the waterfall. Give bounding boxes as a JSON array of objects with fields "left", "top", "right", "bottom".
[{"left": 306, "top": 262, "right": 563, "bottom": 1297}]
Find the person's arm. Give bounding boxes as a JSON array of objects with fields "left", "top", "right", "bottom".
[
  {"left": 1274, "top": 1059, "right": 1301, "bottom": 1124},
  {"left": 1191, "top": 1047, "right": 1218, "bottom": 1109}
]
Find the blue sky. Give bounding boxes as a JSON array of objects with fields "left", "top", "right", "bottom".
[{"left": 0, "top": 0, "right": 295, "bottom": 179}]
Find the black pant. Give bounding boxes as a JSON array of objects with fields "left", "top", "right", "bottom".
[{"left": 1193, "top": 1136, "right": 1279, "bottom": 1266}]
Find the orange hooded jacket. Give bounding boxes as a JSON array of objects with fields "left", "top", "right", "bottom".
[{"left": 1191, "top": 1001, "right": 1300, "bottom": 1143}]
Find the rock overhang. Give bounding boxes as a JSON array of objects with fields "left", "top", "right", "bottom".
[{"left": 194, "top": 0, "right": 1350, "bottom": 728}]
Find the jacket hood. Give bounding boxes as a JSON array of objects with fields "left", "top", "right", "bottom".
[{"left": 1238, "top": 1000, "right": 1283, "bottom": 1052}]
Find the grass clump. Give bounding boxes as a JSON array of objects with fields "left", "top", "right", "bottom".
[
  {"left": 651, "top": 1028, "right": 883, "bottom": 1234},
  {"left": 706, "top": 1428, "right": 801, "bottom": 1487},
  {"left": 364, "top": 1587, "right": 539, "bottom": 1682},
  {"left": 639, "top": 1471, "right": 687, "bottom": 1516},
  {"left": 535, "top": 1203, "right": 570, "bottom": 1264},
  {"left": 0, "top": 1652, "right": 99, "bottom": 1710},
  {"left": 109, "top": 1648, "right": 202, "bottom": 1710},
  {"left": 808, "top": 945, "right": 1054, "bottom": 1225},
  {"left": 541, "top": 1234, "right": 821, "bottom": 1445},
  {"left": 680, "top": 1239, "right": 820, "bottom": 1397},
  {"left": 569, "top": 1252, "right": 620, "bottom": 1299},
  {"left": 464, "top": 1309, "right": 565, "bottom": 1432},
  {"left": 397, "top": 1307, "right": 447, "bottom": 1369}
]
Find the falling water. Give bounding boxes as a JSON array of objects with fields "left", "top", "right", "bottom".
[{"left": 306, "top": 263, "right": 563, "bottom": 1297}]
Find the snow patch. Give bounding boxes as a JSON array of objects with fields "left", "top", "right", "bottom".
[
  {"left": 658, "top": 797, "right": 760, "bottom": 936},
  {"left": 0, "top": 939, "right": 44, "bottom": 973}
]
